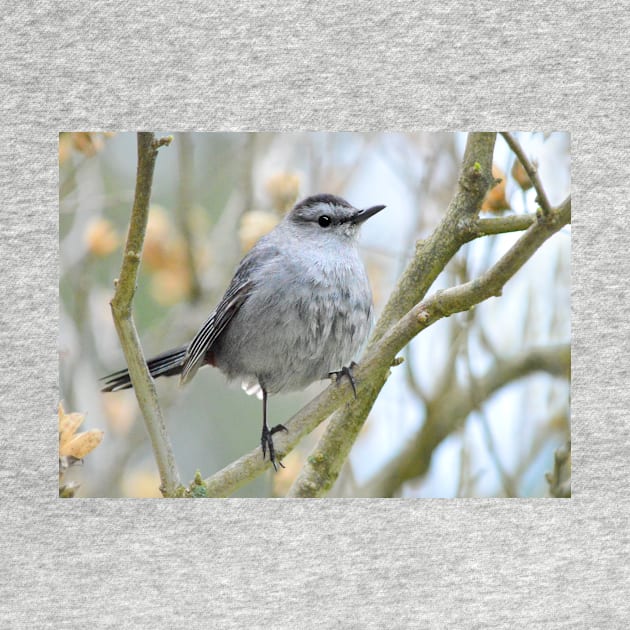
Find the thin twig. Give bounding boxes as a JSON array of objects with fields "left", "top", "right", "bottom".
[
  {"left": 110, "top": 133, "right": 181, "bottom": 497},
  {"left": 461, "top": 314, "right": 517, "bottom": 497},
  {"left": 403, "top": 343, "right": 429, "bottom": 402},
  {"left": 430, "top": 320, "right": 466, "bottom": 402},
  {"left": 455, "top": 439, "right": 471, "bottom": 498},
  {"left": 545, "top": 440, "right": 571, "bottom": 498},
  {"left": 476, "top": 214, "right": 536, "bottom": 236},
  {"left": 513, "top": 408, "right": 568, "bottom": 483},
  {"left": 472, "top": 390, "right": 518, "bottom": 498},
  {"left": 177, "top": 132, "right": 202, "bottom": 303},
  {"left": 501, "top": 132, "right": 552, "bottom": 216}
]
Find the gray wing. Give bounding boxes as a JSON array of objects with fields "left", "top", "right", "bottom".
[
  {"left": 179, "top": 241, "right": 280, "bottom": 385},
  {"left": 180, "top": 278, "right": 254, "bottom": 385}
]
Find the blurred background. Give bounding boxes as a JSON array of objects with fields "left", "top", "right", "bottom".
[{"left": 59, "top": 131, "right": 570, "bottom": 498}]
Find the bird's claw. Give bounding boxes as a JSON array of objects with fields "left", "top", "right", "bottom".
[
  {"left": 261, "top": 424, "right": 288, "bottom": 471},
  {"left": 329, "top": 361, "right": 358, "bottom": 399}
]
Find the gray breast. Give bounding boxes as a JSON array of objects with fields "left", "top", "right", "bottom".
[{"left": 212, "top": 252, "right": 373, "bottom": 394}]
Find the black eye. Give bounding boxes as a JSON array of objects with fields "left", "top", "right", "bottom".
[{"left": 318, "top": 215, "right": 332, "bottom": 227}]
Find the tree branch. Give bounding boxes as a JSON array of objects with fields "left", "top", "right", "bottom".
[
  {"left": 370, "top": 133, "right": 497, "bottom": 344},
  {"left": 361, "top": 344, "right": 570, "bottom": 497},
  {"left": 378, "top": 197, "right": 570, "bottom": 356},
  {"left": 287, "top": 196, "right": 570, "bottom": 497},
  {"left": 500, "top": 132, "right": 552, "bottom": 216},
  {"left": 109, "top": 132, "right": 182, "bottom": 497},
  {"left": 475, "top": 214, "right": 536, "bottom": 236},
  {"left": 202, "top": 375, "right": 360, "bottom": 496}
]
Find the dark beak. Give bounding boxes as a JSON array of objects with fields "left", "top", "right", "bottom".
[{"left": 352, "top": 204, "right": 386, "bottom": 225}]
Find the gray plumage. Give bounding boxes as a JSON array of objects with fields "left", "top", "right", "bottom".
[{"left": 102, "top": 193, "right": 385, "bottom": 469}]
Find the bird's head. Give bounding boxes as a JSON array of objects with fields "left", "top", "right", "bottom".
[{"left": 285, "top": 194, "right": 386, "bottom": 242}]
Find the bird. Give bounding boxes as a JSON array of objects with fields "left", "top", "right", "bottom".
[{"left": 102, "top": 193, "right": 386, "bottom": 470}]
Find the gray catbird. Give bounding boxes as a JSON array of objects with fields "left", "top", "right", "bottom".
[{"left": 102, "top": 194, "right": 385, "bottom": 469}]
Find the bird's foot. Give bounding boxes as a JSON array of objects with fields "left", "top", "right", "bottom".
[
  {"left": 329, "top": 361, "right": 358, "bottom": 399},
  {"left": 261, "top": 423, "right": 288, "bottom": 471}
]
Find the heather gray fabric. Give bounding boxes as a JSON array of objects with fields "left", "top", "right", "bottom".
[{"left": 1, "top": 2, "right": 627, "bottom": 627}]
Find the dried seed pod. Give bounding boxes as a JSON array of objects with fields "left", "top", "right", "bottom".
[
  {"left": 481, "top": 165, "right": 510, "bottom": 212},
  {"left": 60, "top": 430, "right": 104, "bottom": 459}
]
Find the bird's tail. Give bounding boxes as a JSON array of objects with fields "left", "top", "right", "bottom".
[{"left": 101, "top": 346, "right": 188, "bottom": 392}]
